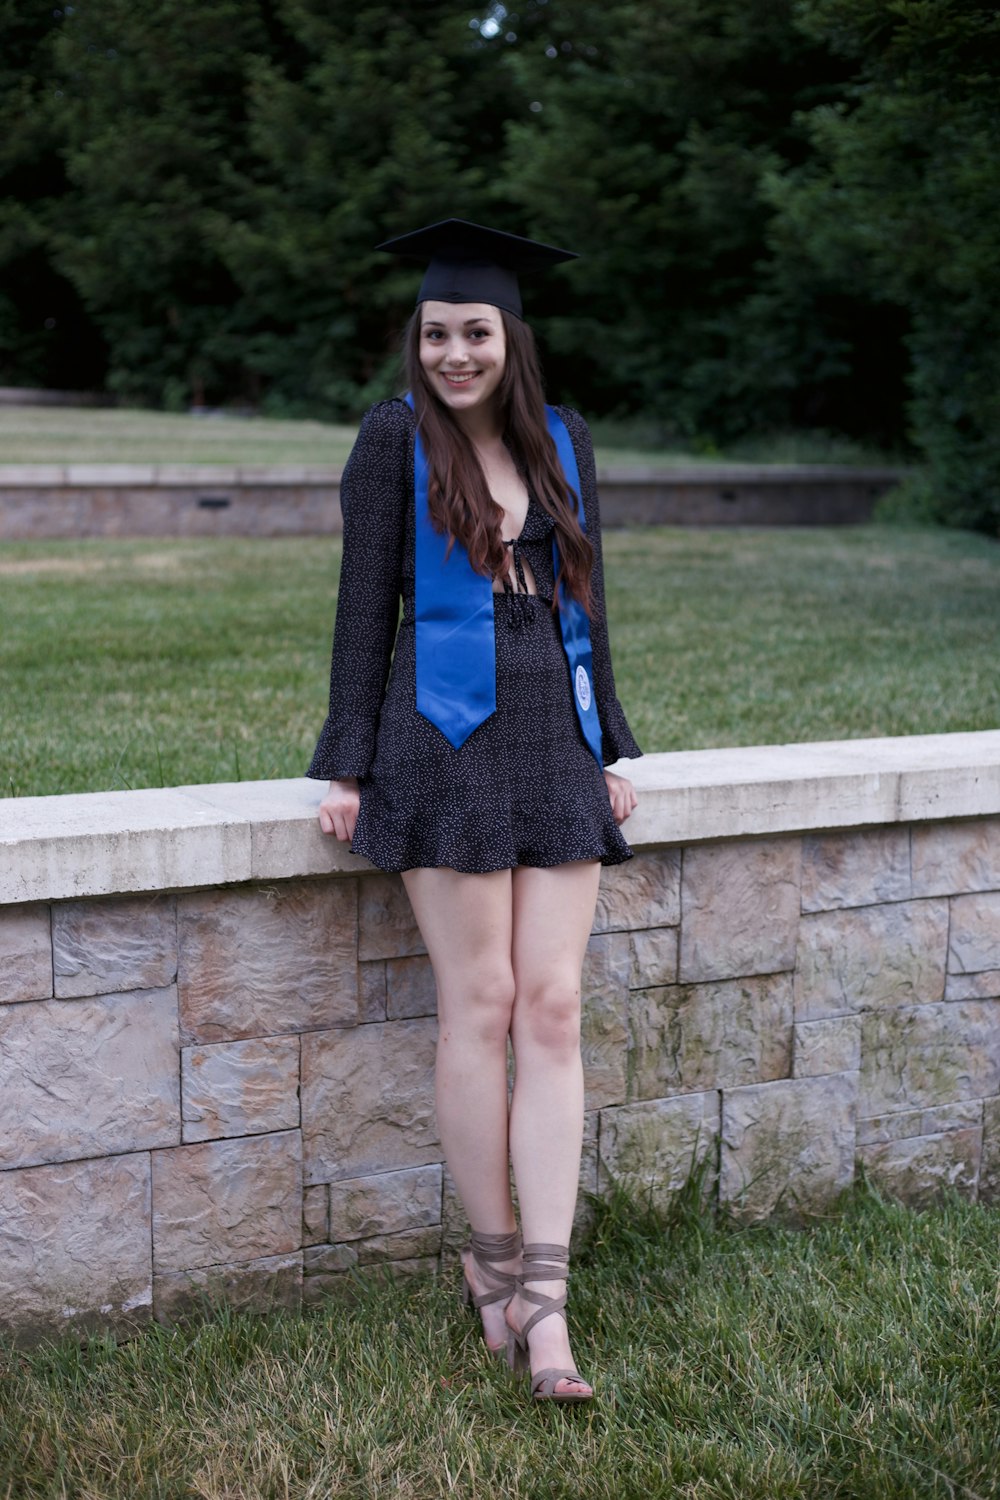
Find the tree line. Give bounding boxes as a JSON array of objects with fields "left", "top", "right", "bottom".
[{"left": 1, "top": 0, "right": 997, "bottom": 531}]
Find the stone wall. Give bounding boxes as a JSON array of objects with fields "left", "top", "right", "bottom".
[
  {"left": 1, "top": 731, "right": 999, "bottom": 1347},
  {"left": 0, "top": 462, "right": 903, "bottom": 539}
]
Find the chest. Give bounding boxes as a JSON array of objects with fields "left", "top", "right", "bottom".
[{"left": 477, "top": 445, "right": 530, "bottom": 540}]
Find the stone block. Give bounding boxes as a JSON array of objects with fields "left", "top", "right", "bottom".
[
  {"left": 794, "top": 900, "right": 948, "bottom": 1021},
  {"left": 359, "top": 961, "right": 387, "bottom": 1022},
  {"left": 580, "top": 932, "right": 630, "bottom": 1109},
  {"left": 912, "top": 819, "right": 1000, "bottom": 897},
  {"left": 386, "top": 955, "right": 438, "bottom": 1019},
  {"left": 800, "top": 828, "right": 911, "bottom": 912},
  {"left": 302, "top": 1184, "right": 328, "bottom": 1246},
  {"left": 594, "top": 851, "right": 680, "bottom": 933},
  {"left": 327, "top": 1164, "right": 443, "bottom": 1241},
  {"left": 178, "top": 878, "right": 357, "bottom": 1042},
  {"left": 371, "top": 1256, "right": 438, "bottom": 1281},
  {"left": 355, "top": 1226, "right": 442, "bottom": 1264},
  {"left": 574, "top": 1110, "right": 600, "bottom": 1242},
  {"left": 629, "top": 973, "right": 792, "bottom": 1100},
  {"left": 302, "top": 1019, "right": 439, "bottom": 1183},
  {"left": 920, "top": 1100, "right": 984, "bottom": 1135},
  {"left": 0, "top": 902, "right": 51, "bottom": 1003},
  {"left": 945, "top": 970, "right": 1000, "bottom": 1001},
  {"left": 303, "top": 1243, "right": 359, "bottom": 1275},
  {"left": 980, "top": 1097, "right": 1000, "bottom": 1205},
  {"left": 629, "top": 927, "right": 678, "bottom": 989},
  {"left": 599, "top": 1092, "right": 719, "bottom": 1214},
  {"left": 53, "top": 894, "right": 176, "bottom": 998},
  {"left": 181, "top": 1035, "right": 300, "bottom": 1142},
  {"left": 948, "top": 893, "right": 1000, "bottom": 975},
  {"left": 793, "top": 1015, "right": 862, "bottom": 1078},
  {"left": 858, "top": 1129, "right": 981, "bottom": 1207},
  {"left": 151, "top": 1130, "right": 302, "bottom": 1272},
  {"left": 859, "top": 1001, "right": 1000, "bottom": 1117},
  {"left": 857, "top": 1099, "right": 982, "bottom": 1145},
  {"left": 679, "top": 837, "right": 800, "bottom": 983},
  {"left": 0, "top": 987, "right": 180, "bottom": 1170},
  {"left": 358, "top": 873, "right": 425, "bottom": 961},
  {"left": 440, "top": 1165, "right": 468, "bottom": 1258},
  {"left": 720, "top": 1075, "right": 856, "bottom": 1221},
  {"left": 154, "top": 1252, "right": 302, "bottom": 1326},
  {"left": 0, "top": 1153, "right": 152, "bottom": 1347}
]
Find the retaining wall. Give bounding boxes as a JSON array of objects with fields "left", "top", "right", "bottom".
[
  {"left": 2, "top": 731, "right": 999, "bottom": 1347},
  {"left": 0, "top": 463, "right": 903, "bottom": 539}
]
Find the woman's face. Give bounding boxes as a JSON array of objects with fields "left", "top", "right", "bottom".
[{"left": 418, "top": 301, "right": 506, "bottom": 417}]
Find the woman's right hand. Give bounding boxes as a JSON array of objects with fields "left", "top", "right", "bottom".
[{"left": 317, "top": 778, "right": 360, "bottom": 842}]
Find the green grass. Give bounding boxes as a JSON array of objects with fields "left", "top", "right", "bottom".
[
  {"left": 2, "top": 525, "right": 998, "bottom": 799},
  {"left": 2, "top": 1182, "right": 999, "bottom": 1499},
  {"left": 0, "top": 404, "right": 363, "bottom": 467},
  {"left": 0, "top": 404, "right": 900, "bottom": 470}
]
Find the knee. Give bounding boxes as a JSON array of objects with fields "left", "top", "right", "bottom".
[
  {"left": 438, "top": 967, "right": 516, "bottom": 1046},
  {"left": 513, "top": 979, "right": 582, "bottom": 1055}
]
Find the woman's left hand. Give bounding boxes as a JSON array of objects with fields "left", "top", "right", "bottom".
[{"left": 604, "top": 770, "right": 638, "bottom": 825}]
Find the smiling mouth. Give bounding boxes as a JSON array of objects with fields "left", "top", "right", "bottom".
[{"left": 443, "top": 372, "right": 478, "bottom": 385}]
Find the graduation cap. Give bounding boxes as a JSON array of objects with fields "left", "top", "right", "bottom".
[{"left": 375, "top": 218, "right": 578, "bottom": 319}]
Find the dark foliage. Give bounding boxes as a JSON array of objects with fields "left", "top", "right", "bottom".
[{"left": 1, "top": 0, "right": 996, "bottom": 529}]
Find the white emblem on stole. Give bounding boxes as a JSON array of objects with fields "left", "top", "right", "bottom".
[{"left": 575, "top": 665, "right": 592, "bottom": 712}]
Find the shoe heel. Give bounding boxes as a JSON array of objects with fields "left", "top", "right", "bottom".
[{"left": 505, "top": 1326, "right": 529, "bottom": 1377}]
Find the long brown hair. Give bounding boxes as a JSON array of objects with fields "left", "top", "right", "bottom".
[{"left": 403, "top": 308, "right": 594, "bottom": 613}]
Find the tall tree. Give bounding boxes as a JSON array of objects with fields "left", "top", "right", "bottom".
[
  {"left": 769, "top": 0, "right": 1000, "bottom": 530},
  {"left": 493, "top": 0, "right": 900, "bottom": 442},
  {"left": 0, "top": 3, "right": 104, "bottom": 389},
  {"left": 206, "top": 0, "right": 524, "bottom": 415},
  {"left": 47, "top": 0, "right": 279, "bottom": 406}
]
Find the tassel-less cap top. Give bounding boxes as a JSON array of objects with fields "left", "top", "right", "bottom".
[{"left": 375, "top": 218, "right": 578, "bottom": 320}]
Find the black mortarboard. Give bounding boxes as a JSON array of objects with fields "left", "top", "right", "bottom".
[{"left": 375, "top": 218, "right": 578, "bottom": 319}]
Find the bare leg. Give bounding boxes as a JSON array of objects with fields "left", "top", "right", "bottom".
[
  {"left": 507, "top": 859, "right": 602, "bottom": 1395},
  {"left": 402, "top": 866, "right": 519, "bottom": 1348}
]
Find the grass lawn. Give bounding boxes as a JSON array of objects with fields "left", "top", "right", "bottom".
[
  {"left": 2, "top": 1183, "right": 998, "bottom": 1499},
  {"left": 0, "top": 404, "right": 899, "bottom": 470},
  {"left": 1, "top": 524, "right": 998, "bottom": 799}
]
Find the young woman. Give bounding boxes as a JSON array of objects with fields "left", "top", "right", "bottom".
[{"left": 308, "top": 220, "right": 640, "bottom": 1403}]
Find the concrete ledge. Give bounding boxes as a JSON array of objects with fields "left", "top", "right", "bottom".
[
  {"left": 0, "top": 464, "right": 343, "bottom": 486},
  {"left": 3, "top": 731, "right": 999, "bottom": 906},
  {"left": 1, "top": 462, "right": 903, "bottom": 538}
]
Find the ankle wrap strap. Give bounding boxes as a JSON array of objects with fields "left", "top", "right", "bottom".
[
  {"left": 469, "top": 1229, "right": 521, "bottom": 1262},
  {"left": 513, "top": 1242, "right": 571, "bottom": 1342},
  {"left": 465, "top": 1228, "right": 521, "bottom": 1311},
  {"left": 519, "top": 1242, "right": 570, "bottom": 1285}
]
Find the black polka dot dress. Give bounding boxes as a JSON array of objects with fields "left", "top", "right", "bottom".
[{"left": 307, "top": 398, "right": 641, "bottom": 873}]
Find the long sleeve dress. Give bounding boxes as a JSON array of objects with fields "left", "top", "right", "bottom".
[{"left": 306, "top": 397, "right": 642, "bottom": 873}]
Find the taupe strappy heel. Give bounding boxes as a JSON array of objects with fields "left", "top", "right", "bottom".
[
  {"left": 504, "top": 1242, "right": 594, "bottom": 1402},
  {"left": 461, "top": 1228, "right": 522, "bottom": 1357}
]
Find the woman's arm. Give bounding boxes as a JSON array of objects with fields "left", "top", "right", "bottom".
[
  {"left": 555, "top": 405, "right": 643, "bottom": 768},
  {"left": 307, "top": 400, "right": 411, "bottom": 785}
]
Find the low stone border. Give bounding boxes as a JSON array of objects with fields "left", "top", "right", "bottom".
[
  {"left": 0, "top": 462, "right": 904, "bottom": 538},
  {"left": 1, "top": 730, "right": 998, "bottom": 1346}
]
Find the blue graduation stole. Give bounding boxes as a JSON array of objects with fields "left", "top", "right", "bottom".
[{"left": 409, "top": 394, "right": 603, "bottom": 766}]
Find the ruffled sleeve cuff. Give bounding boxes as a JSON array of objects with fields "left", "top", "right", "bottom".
[{"left": 599, "top": 701, "right": 643, "bottom": 766}]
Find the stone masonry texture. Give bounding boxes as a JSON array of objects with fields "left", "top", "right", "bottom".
[
  {"left": 0, "top": 902, "right": 52, "bottom": 1003},
  {"left": 679, "top": 838, "right": 801, "bottom": 982},
  {"left": 178, "top": 880, "right": 358, "bottom": 1042},
  {"left": 3, "top": 801, "right": 1000, "bottom": 1342}
]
